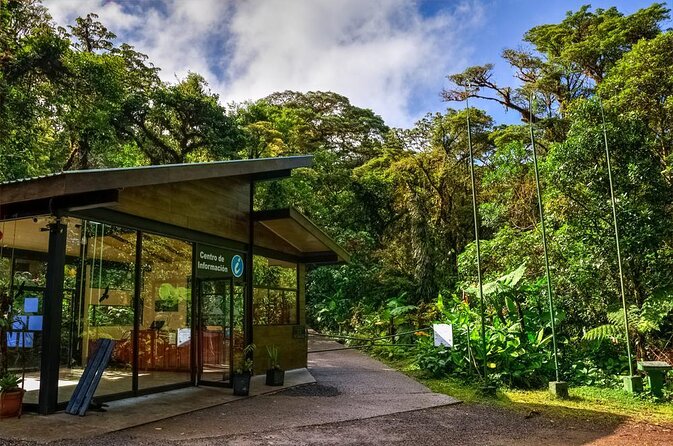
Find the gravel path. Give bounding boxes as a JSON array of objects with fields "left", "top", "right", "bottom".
[
  {"left": 170, "top": 404, "right": 673, "bottom": 446},
  {"left": 1, "top": 336, "right": 672, "bottom": 445},
  {"left": 4, "top": 400, "right": 671, "bottom": 446}
]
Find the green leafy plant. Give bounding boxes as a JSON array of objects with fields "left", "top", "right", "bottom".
[
  {"left": 0, "top": 373, "right": 22, "bottom": 393},
  {"left": 584, "top": 289, "right": 673, "bottom": 358},
  {"left": 0, "top": 287, "right": 11, "bottom": 374},
  {"left": 266, "top": 345, "right": 281, "bottom": 370},
  {"left": 420, "top": 265, "right": 559, "bottom": 388},
  {"left": 156, "top": 283, "right": 190, "bottom": 311},
  {"left": 234, "top": 344, "right": 256, "bottom": 375},
  {"left": 0, "top": 286, "right": 23, "bottom": 393}
]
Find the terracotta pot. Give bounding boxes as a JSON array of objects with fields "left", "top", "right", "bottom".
[{"left": 0, "top": 389, "right": 25, "bottom": 419}]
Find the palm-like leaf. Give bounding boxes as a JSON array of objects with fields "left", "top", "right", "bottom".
[{"left": 584, "top": 324, "right": 623, "bottom": 341}]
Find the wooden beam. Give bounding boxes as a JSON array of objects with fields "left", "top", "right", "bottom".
[
  {"left": 67, "top": 208, "right": 247, "bottom": 252},
  {"left": 301, "top": 251, "right": 344, "bottom": 264}
]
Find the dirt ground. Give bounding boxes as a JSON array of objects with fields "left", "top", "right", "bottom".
[
  {"left": 2, "top": 336, "right": 671, "bottom": 445},
  {"left": 174, "top": 403, "right": 673, "bottom": 446},
  {"left": 3, "top": 400, "right": 671, "bottom": 446}
]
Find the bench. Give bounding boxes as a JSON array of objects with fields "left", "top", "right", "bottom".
[{"left": 637, "top": 360, "right": 672, "bottom": 398}]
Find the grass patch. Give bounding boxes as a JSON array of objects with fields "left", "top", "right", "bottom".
[{"left": 378, "top": 354, "right": 673, "bottom": 425}]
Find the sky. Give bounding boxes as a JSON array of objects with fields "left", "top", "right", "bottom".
[{"left": 42, "top": 0, "right": 667, "bottom": 128}]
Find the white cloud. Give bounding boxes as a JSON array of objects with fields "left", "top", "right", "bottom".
[
  {"left": 45, "top": 0, "right": 140, "bottom": 32},
  {"left": 42, "top": 0, "right": 484, "bottom": 128},
  {"left": 44, "top": 0, "right": 231, "bottom": 83}
]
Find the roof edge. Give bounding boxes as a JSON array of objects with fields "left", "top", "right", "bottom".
[
  {"left": 253, "top": 207, "right": 351, "bottom": 263},
  {"left": 0, "top": 156, "right": 313, "bottom": 206}
]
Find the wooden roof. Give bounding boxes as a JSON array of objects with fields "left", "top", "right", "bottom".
[
  {"left": 0, "top": 156, "right": 313, "bottom": 205},
  {"left": 0, "top": 156, "right": 349, "bottom": 264},
  {"left": 254, "top": 208, "right": 350, "bottom": 264}
]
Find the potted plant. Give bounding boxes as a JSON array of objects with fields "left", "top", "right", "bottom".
[
  {"left": 0, "top": 373, "right": 24, "bottom": 419},
  {"left": 0, "top": 287, "right": 25, "bottom": 419},
  {"left": 232, "top": 344, "right": 255, "bottom": 396},
  {"left": 265, "top": 345, "right": 284, "bottom": 386}
]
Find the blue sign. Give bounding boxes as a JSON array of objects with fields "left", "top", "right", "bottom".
[
  {"left": 12, "top": 316, "right": 27, "bottom": 330},
  {"left": 24, "top": 297, "right": 39, "bottom": 313},
  {"left": 195, "top": 244, "right": 245, "bottom": 280},
  {"left": 28, "top": 315, "right": 43, "bottom": 331},
  {"left": 231, "top": 255, "right": 244, "bottom": 278},
  {"left": 7, "top": 332, "right": 33, "bottom": 348}
]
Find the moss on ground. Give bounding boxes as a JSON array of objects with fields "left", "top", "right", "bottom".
[{"left": 379, "top": 355, "right": 673, "bottom": 425}]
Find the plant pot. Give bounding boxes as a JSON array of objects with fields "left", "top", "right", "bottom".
[
  {"left": 265, "top": 368, "right": 285, "bottom": 386},
  {"left": 232, "top": 373, "right": 251, "bottom": 396},
  {"left": 0, "top": 389, "right": 25, "bottom": 419}
]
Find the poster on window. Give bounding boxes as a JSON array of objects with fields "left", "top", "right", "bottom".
[{"left": 177, "top": 327, "right": 191, "bottom": 346}]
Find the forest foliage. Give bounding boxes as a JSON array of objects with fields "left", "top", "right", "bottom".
[{"left": 2, "top": 1, "right": 673, "bottom": 388}]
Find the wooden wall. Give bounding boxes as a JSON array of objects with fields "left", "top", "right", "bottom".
[
  {"left": 252, "top": 326, "right": 307, "bottom": 373},
  {"left": 115, "top": 177, "right": 250, "bottom": 244},
  {"left": 114, "top": 177, "right": 300, "bottom": 255},
  {"left": 252, "top": 264, "right": 307, "bottom": 373}
]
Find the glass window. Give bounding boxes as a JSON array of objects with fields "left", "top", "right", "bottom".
[
  {"left": 0, "top": 218, "right": 51, "bottom": 405},
  {"left": 252, "top": 256, "right": 298, "bottom": 325},
  {"left": 232, "top": 283, "right": 245, "bottom": 353},
  {"left": 139, "top": 234, "right": 192, "bottom": 389},
  {"left": 59, "top": 221, "right": 137, "bottom": 403}
]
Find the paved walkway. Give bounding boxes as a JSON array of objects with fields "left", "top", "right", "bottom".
[
  {"left": 118, "top": 336, "right": 459, "bottom": 442},
  {"left": 0, "top": 336, "right": 459, "bottom": 445},
  {"left": 0, "top": 369, "right": 315, "bottom": 443}
]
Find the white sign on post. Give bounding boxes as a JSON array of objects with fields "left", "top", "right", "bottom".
[{"left": 433, "top": 323, "right": 453, "bottom": 347}]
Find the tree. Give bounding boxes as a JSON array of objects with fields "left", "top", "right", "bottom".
[
  {"left": 361, "top": 109, "right": 492, "bottom": 303},
  {"left": 444, "top": 4, "right": 670, "bottom": 122},
  {"left": 262, "top": 90, "right": 389, "bottom": 166},
  {"left": 544, "top": 99, "right": 673, "bottom": 334},
  {"left": 443, "top": 65, "right": 539, "bottom": 123},
  {"left": 69, "top": 13, "right": 115, "bottom": 53},
  {"left": 0, "top": 0, "right": 69, "bottom": 180},
  {"left": 55, "top": 13, "right": 158, "bottom": 170},
  {"left": 128, "top": 73, "right": 242, "bottom": 164},
  {"left": 600, "top": 31, "right": 673, "bottom": 184},
  {"left": 237, "top": 91, "right": 391, "bottom": 238},
  {"left": 524, "top": 4, "right": 668, "bottom": 84}
]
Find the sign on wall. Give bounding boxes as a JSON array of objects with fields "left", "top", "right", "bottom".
[
  {"left": 195, "top": 244, "right": 245, "bottom": 280},
  {"left": 231, "top": 254, "right": 244, "bottom": 278}
]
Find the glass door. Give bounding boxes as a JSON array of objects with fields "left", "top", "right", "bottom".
[{"left": 198, "top": 279, "right": 233, "bottom": 385}]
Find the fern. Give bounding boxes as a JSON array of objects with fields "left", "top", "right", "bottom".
[
  {"left": 606, "top": 307, "right": 640, "bottom": 328},
  {"left": 584, "top": 324, "right": 623, "bottom": 341},
  {"left": 639, "top": 290, "right": 673, "bottom": 332},
  {"left": 585, "top": 290, "right": 673, "bottom": 344}
]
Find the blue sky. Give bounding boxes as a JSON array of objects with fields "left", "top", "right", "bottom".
[
  {"left": 427, "top": 0, "right": 669, "bottom": 126},
  {"left": 44, "top": 1, "right": 667, "bottom": 128}
]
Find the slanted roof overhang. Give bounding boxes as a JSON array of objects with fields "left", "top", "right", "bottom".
[
  {"left": 253, "top": 207, "right": 350, "bottom": 264},
  {"left": 0, "top": 157, "right": 351, "bottom": 265},
  {"left": 0, "top": 156, "right": 313, "bottom": 206}
]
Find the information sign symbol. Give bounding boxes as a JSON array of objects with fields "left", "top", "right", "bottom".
[{"left": 231, "top": 255, "right": 244, "bottom": 278}]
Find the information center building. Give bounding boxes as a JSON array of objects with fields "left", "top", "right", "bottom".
[{"left": 0, "top": 156, "right": 348, "bottom": 414}]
